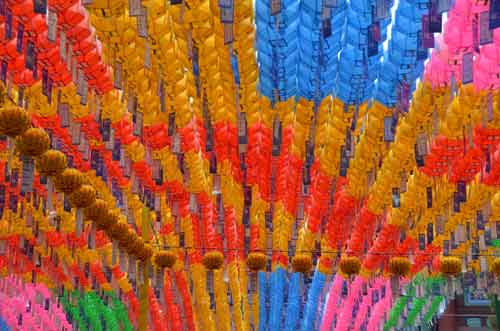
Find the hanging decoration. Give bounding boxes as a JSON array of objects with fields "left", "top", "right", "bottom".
[{"left": 0, "top": 0, "right": 499, "bottom": 330}]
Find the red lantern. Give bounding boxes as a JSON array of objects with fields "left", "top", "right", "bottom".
[
  {"left": 10, "top": 0, "right": 33, "bottom": 18},
  {"left": 60, "top": 3, "right": 85, "bottom": 28}
]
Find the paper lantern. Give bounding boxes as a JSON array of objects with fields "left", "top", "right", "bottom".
[
  {"left": 202, "top": 251, "right": 224, "bottom": 270},
  {"left": 68, "top": 185, "right": 96, "bottom": 208},
  {"left": 137, "top": 244, "right": 154, "bottom": 262},
  {"left": 388, "top": 257, "right": 411, "bottom": 277},
  {"left": 291, "top": 254, "right": 313, "bottom": 274},
  {"left": 36, "top": 150, "right": 67, "bottom": 177},
  {"left": 16, "top": 128, "right": 50, "bottom": 157},
  {"left": 125, "top": 236, "right": 144, "bottom": 255},
  {"left": 118, "top": 229, "right": 137, "bottom": 247},
  {"left": 83, "top": 199, "right": 109, "bottom": 223},
  {"left": 96, "top": 209, "right": 120, "bottom": 231},
  {"left": 54, "top": 168, "right": 84, "bottom": 194},
  {"left": 107, "top": 222, "right": 130, "bottom": 241},
  {"left": 0, "top": 106, "right": 30, "bottom": 137},
  {"left": 339, "top": 256, "right": 361, "bottom": 277},
  {"left": 246, "top": 252, "right": 267, "bottom": 272},
  {"left": 491, "top": 258, "right": 500, "bottom": 278},
  {"left": 440, "top": 257, "right": 462, "bottom": 276},
  {"left": 154, "top": 251, "right": 177, "bottom": 269}
]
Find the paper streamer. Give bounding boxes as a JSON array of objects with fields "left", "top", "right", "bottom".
[
  {"left": 0, "top": 276, "right": 71, "bottom": 331},
  {"left": 0, "top": 318, "right": 10, "bottom": 331},
  {"left": 334, "top": 276, "right": 363, "bottom": 331},
  {"left": 366, "top": 280, "right": 392, "bottom": 331},
  {"left": 269, "top": 267, "right": 287, "bottom": 330},
  {"left": 424, "top": 296, "right": 444, "bottom": 322},
  {"left": 301, "top": 271, "right": 326, "bottom": 331},
  {"left": 353, "top": 278, "right": 385, "bottom": 330},
  {"left": 320, "top": 274, "right": 344, "bottom": 331},
  {"left": 258, "top": 271, "right": 268, "bottom": 331},
  {"left": 60, "top": 289, "right": 133, "bottom": 331},
  {"left": 284, "top": 272, "right": 302, "bottom": 331}
]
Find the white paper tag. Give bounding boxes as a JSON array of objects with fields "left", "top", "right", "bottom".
[
  {"left": 78, "top": 135, "right": 86, "bottom": 152},
  {"left": 145, "top": 147, "right": 152, "bottom": 165},
  {"left": 77, "top": 68, "right": 84, "bottom": 96},
  {"left": 120, "top": 147, "right": 126, "bottom": 168},
  {"left": 436, "top": 216, "right": 444, "bottom": 235},
  {"left": 172, "top": 201, "right": 179, "bottom": 217},
  {"left": 47, "top": 11, "right": 57, "bottom": 42},
  {"left": 466, "top": 248, "right": 471, "bottom": 264},
  {"left": 154, "top": 194, "right": 161, "bottom": 211},
  {"left": 467, "top": 124, "right": 473, "bottom": 148},
  {"left": 128, "top": 94, "right": 136, "bottom": 113},
  {"left": 114, "top": 61, "right": 122, "bottom": 89},
  {"left": 129, "top": 0, "right": 142, "bottom": 16},
  {"left": 83, "top": 137, "right": 90, "bottom": 160},
  {"left": 105, "top": 128, "right": 114, "bottom": 150},
  {"left": 173, "top": 134, "right": 181, "bottom": 153},
  {"left": 212, "top": 175, "right": 220, "bottom": 194},
  {"left": 129, "top": 255, "right": 136, "bottom": 278},
  {"left": 25, "top": 212, "right": 33, "bottom": 227},
  {"left": 152, "top": 159, "right": 160, "bottom": 180},
  {"left": 224, "top": 23, "right": 234, "bottom": 44},
  {"left": 130, "top": 175, "right": 138, "bottom": 194},
  {"left": 478, "top": 274, "right": 487, "bottom": 289},
  {"left": 479, "top": 234, "right": 486, "bottom": 250},
  {"left": 80, "top": 79, "right": 88, "bottom": 105},
  {"left": 89, "top": 223, "right": 96, "bottom": 249},
  {"left": 457, "top": 225, "right": 465, "bottom": 242},
  {"left": 21, "top": 156, "right": 34, "bottom": 193},
  {"left": 59, "top": 31, "right": 66, "bottom": 60},
  {"left": 271, "top": 0, "right": 281, "bottom": 14},
  {"left": 124, "top": 157, "right": 132, "bottom": 177},
  {"left": 400, "top": 171, "right": 407, "bottom": 193},
  {"left": 67, "top": 44, "right": 72, "bottom": 69},
  {"left": 450, "top": 73, "right": 456, "bottom": 100},
  {"left": 237, "top": 112, "right": 247, "bottom": 140},
  {"left": 462, "top": 52, "right": 473, "bottom": 84},
  {"left": 144, "top": 41, "right": 151, "bottom": 69},
  {"left": 95, "top": 95, "right": 101, "bottom": 121},
  {"left": 297, "top": 201, "right": 304, "bottom": 220},
  {"left": 479, "top": 256, "right": 487, "bottom": 273},
  {"left": 189, "top": 193, "right": 197, "bottom": 213},
  {"left": 480, "top": 11, "right": 492, "bottom": 45},
  {"left": 71, "top": 58, "right": 77, "bottom": 83},
  {"left": 137, "top": 9, "right": 148, "bottom": 38},
  {"left": 59, "top": 103, "right": 70, "bottom": 127},
  {"left": 416, "top": 132, "right": 428, "bottom": 156},
  {"left": 134, "top": 111, "right": 143, "bottom": 136}
]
